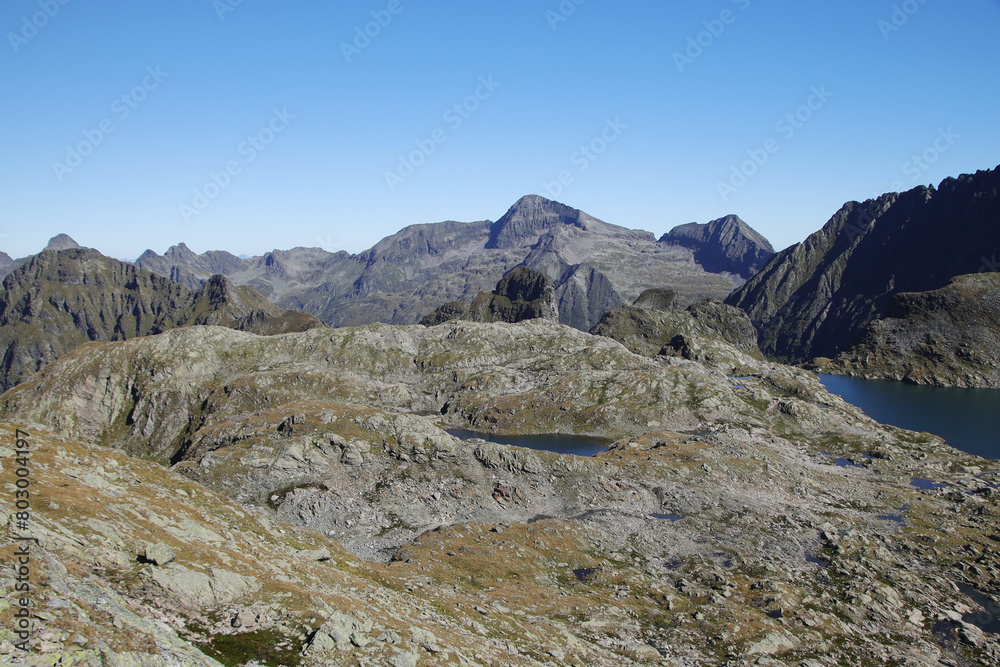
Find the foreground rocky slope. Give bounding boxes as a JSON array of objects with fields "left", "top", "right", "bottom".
[
  {"left": 727, "top": 166, "right": 1000, "bottom": 362},
  {"left": 136, "top": 195, "right": 753, "bottom": 330},
  {"left": 0, "top": 248, "right": 321, "bottom": 391},
  {"left": 3, "top": 321, "right": 1000, "bottom": 664},
  {"left": 813, "top": 273, "right": 1000, "bottom": 388}
]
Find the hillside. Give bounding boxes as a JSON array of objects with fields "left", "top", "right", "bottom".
[
  {"left": 814, "top": 273, "right": 1000, "bottom": 387},
  {"left": 0, "top": 248, "right": 321, "bottom": 391},
  {"left": 2, "top": 321, "right": 999, "bottom": 664}
]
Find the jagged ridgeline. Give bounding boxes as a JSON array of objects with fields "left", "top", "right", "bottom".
[
  {"left": 727, "top": 165, "right": 1000, "bottom": 365},
  {"left": 134, "top": 195, "right": 774, "bottom": 331},
  {"left": 0, "top": 246, "right": 321, "bottom": 391}
]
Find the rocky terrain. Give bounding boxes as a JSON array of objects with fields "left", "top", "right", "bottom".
[
  {"left": 812, "top": 273, "right": 1000, "bottom": 388},
  {"left": 727, "top": 166, "right": 1000, "bottom": 362},
  {"left": 0, "top": 252, "right": 13, "bottom": 279},
  {"left": 421, "top": 267, "right": 558, "bottom": 326},
  {"left": 134, "top": 195, "right": 757, "bottom": 330},
  {"left": 0, "top": 234, "right": 81, "bottom": 281},
  {"left": 590, "top": 289, "right": 762, "bottom": 363},
  {"left": 0, "top": 247, "right": 321, "bottom": 392},
  {"left": 2, "top": 318, "right": 1000, "bottom": 665},
  {"left": 658, "top": 216, "right": 775, "bottom": 280}
]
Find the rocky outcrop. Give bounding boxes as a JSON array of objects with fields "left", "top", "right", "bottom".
[
  {"left": 421, "top": 266, "right": 558, "bottom": 325},
  {"left": 659, "top": 214, "right": 775, "bottom": 279},
  {"left": 632, "top": 288, "right": 679, "bottom": 311},
  {"left": 0, "top": 249, "right": 321, "bottom": 391},
  {"left": 184, "top": 274, "right": 324, "bottom": 335},
  {"left": 814, "top": 273, "right": 1000, "bottom": 387},
  {"left": 727, "top": 165, "right": 1000, "bottom": 362},
  {"left": 0, "top": 252, "right": 12, "bottom": 281},
  {"left": 590, "top": 291, "right": 762, "bottom": 361},
  {"left": 135, "top": 195, "right": 761, "bottom": 330}
]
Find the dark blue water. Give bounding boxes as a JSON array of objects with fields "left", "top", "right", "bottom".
[
  {"left": 818, "top": 374, "right": 1000, "bottom": 460},
  {"left": 911, "top": 478, "right": 948, "bottom": 491},
  {"left": 445, "top": 428, "right": 610, "bottom": 457}
]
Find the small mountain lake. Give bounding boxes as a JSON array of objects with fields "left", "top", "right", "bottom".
[
  {"left": 818, "top": 374, "right": 1000, "bottom": 460},
  {"left": 445, "top": 428, "right": 610, "bottom": 457}
]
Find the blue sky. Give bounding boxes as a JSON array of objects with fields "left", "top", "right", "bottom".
[{"left": 1, "top": 0, "right": 998, "bottom": 260}]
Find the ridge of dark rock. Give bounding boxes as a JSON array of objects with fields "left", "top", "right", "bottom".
[
  {"left": 813, "top": 273, "right": 1000, "bottom": 387},
  {"left": 421, "top": 266, "right": 558, "bottom": 326},
  {"left": 726, "top": 165, "right": 1000, "bottom": 362}
]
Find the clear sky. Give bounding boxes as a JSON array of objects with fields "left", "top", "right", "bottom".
[{"left": 2, "top": 0, "right": 998, "bottom": 260}]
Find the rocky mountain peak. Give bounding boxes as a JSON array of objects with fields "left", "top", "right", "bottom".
[
  {"left": 659, "top": 215, "right": 775, "bottom": 279},
  {"left": 198, "top": 274, "right": 238, "bottom": 307},
  {"left": 421, "top": 265, "right": 557, "bottom": 325},
  {"left": 486, "top": 195, "right": 595, "bottom": 249},
  {"left": 164, "top": 242, "right": 197, "bottom": 260},
  {"left": 493, "top": 265, "right": 551, "bottom": 302},
  {"left": 44, "top": 233, "right": 81, "bottom": 252}
]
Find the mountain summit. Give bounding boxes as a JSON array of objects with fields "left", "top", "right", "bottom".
[
  {"left": 660, "top": 215, "right": 775, "bottom": 279},
  {"left": 486, "top": 195, "right": 605, "bottom": 249},
  {"left": 44, "top": 233, "right": 81, "bottom": 251}
]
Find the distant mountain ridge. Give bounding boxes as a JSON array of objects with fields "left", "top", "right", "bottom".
[
  {"left": 726, "top": 165, "right": 1000, "bottom": 362},
  {"left": 0, "top": 246, "right": 321, "bottom": 391},
  {"left": 133, "top": 195, "right": 772, "bottom": 330},
  {"left": 659, "top": 215, "right": 775, "bottom": 279}
]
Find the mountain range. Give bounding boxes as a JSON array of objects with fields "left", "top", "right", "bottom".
[{"left": 132, "top": 195, "right": 774, "bottom": 331}]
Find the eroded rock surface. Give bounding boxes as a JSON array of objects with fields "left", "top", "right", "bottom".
[{"left": 2, "top": 321, "right": 999, "bottom": 665}]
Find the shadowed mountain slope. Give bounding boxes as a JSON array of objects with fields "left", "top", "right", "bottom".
[
  {"left": 0, "top": 248, "right": 321, "bottom": 391},
  {"left": 726, "top": 166, "right": 1000, "bottom": 362}
]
